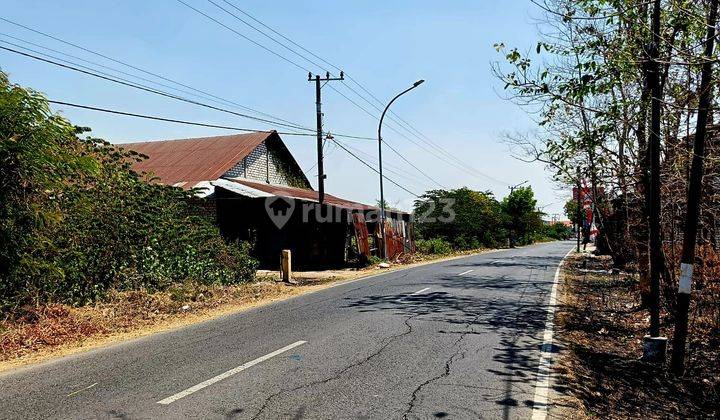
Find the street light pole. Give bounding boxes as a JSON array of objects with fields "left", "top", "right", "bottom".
[
  {"left": 378, "top": 79, "right": 425, "bottom": 259},
  {"left": 509, "top": 180, "right": 529, "bottom": 193}
]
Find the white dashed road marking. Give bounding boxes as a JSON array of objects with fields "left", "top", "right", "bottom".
[
  {"left": 410, "top": 287, "right": 430, "bottom": 295},
  {"left": 157, "top": 340, "right": 307, "bottom": 405},
  {"left": 458, "top": 269, "right": 474, "bottom": 276},
  {"left": 66, "top": 382, "right": 97, "bottom": 397}
]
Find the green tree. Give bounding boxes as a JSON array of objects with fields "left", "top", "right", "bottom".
[
  {"left": 413, "top": 188, "right": 506, "bottom": 250},
  {"left": 501, "top": 186, "right": 543, "bottom": 246},
  {"left": 564, "top": 199, "right": 580, "bottom": 225}
]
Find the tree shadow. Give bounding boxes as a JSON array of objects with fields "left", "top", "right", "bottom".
[{"left": 341, "top": 258, "right": 567, "bottom": 418}]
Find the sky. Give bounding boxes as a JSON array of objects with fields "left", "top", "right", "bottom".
[{"left": 1, "top": 0, "right": 570, "bottom": 218}]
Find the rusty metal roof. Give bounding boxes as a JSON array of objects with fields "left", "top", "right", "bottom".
[
  {"left": 227, "top": 178, "right": 382, "bottom": 212},
  {"left": 120, "top": 132, "right": 272, "bottom": 187}
]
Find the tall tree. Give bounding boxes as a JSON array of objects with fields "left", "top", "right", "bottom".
[{"left": 671, "top": 0, "right": 719, "bottom": 375}]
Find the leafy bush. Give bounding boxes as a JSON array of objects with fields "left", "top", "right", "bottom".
[
  {"left": 367, "top": 255, "right": 385, "bottom": 265},
  {"left": 545, "top": 222, "right": 573, "bottom": 240},
  {"left": 415, "top": 238, "right": 453, "bottom": 255},
  {"left": 0, "top": 72, "right": 257, "bottom": 312}
]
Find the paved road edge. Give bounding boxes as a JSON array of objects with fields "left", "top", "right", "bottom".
[{"left": 531, "top": 246, "right": 575, "bottom": 420}]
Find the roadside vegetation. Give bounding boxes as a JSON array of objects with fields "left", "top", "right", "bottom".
[
  {"left": 412, "top": 186, "right": 570, "bottom": 255},
  {"left": 0, "top": 71, "right": 258, "bottom": 350}
]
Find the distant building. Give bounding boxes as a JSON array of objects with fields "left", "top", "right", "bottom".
[
  {"left": 543, "top": 219, "right": 573, "bottom": 227},
  {"left": 120, "top": 132, "right": 412, "bottom": 268}
]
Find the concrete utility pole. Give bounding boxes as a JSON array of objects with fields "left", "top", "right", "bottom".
[
  {"left": 671, "top": 0, "right": 719, "bottom": 376},
  {"left": 309, "top": 71, "right": 344, "bottom": 204},
  {"left": 576, "top": 169, "right": 582, "bottom": 253},
  {"left": 378, "top": 79, "right": 424, "bottom": 259}
]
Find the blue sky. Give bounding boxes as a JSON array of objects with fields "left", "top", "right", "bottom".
[{"left": 1, "top": 0, "right": 569, "bottom": 217}]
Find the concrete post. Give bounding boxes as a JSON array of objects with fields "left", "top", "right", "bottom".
[{"left": 281, "top": 249, "right": 292, "bottom": 283}]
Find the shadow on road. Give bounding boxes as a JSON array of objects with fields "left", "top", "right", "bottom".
[{"left": 341, "top": 253, "right": 569, "bottom": 418}]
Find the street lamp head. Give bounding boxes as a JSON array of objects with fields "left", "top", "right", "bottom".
[{"left": 413, "top": 79, "right": 425, "bottom": 87}]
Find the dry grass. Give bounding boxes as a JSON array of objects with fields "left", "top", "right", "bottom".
[
  {"left": 0, "top": 280, "right": 334, "bottom": 372},
  {"left": 553, "top": 252, "right": 719, "bottom": 418}
]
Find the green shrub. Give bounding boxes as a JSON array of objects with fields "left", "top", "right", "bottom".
[
  {"left": 535, "top": 223, "right": 573, "bottom": 241},
  {"left": 367, "top": 255, "right": 385, "bottom": 265},
  {"left": 0, "top": 72, "right": 257, "bottom": 312},
  {"left": 416, "top": 238, "right": 453, "bottom": 255}
]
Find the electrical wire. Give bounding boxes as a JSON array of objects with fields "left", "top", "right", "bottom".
[
  {"left": 46, "top": 100, "right": 314, "bottom": 136},
  {"left": 211, "top": 1, "right": 511, "bottom": 186},
  {"left": 0, "top": 43, "right": 313, "bottom": 131},
  {"left": 329, "top": 140, "right": 419, "bottom": 197},
  {"left": 185, "top": 1, "right": 477, "bottom": 187},
  {"left": 334, "top": 140, "right": 438, "bottom": 190},
  {"left": 0, "top": 17, "right": 310, "bottom": 131},
  {"left": 0, "top": 42, "right": 375, "bottom": 141}
]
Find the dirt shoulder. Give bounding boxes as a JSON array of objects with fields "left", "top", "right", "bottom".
[
  {"left": 550, "top": 252, "right": 719, "bottom": 419},
  {"left": 0, "top": 248, "right": 500, "bottom": 374}
]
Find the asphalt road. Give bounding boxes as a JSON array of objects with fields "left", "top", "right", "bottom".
[{"left": 0, "top": 241, "right": 573, "bottom": 420}]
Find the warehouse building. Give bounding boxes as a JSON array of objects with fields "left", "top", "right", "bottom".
[{"left": 120, "top": 131, "right": 413, "bottom": 268}]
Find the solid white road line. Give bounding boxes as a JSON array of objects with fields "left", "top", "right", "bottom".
[
  {"left": 458, "top": 269, "right": 474, "bottom": 276},
  {"left": 530, "top": 248, "right": 574, "bottom": 420},
  {"left": 410, "top": 287, "right": 430, "bottom": 295},
  {"left": 157, "top": 340, "right": 307, "bottom": 405}
]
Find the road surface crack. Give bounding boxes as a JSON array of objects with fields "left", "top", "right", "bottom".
[
  {"left": 402, "top": 311, "right": 483, "bottom": 420},
  {"left": 251, "top": 313, "right": 420, "bottom": 419}
]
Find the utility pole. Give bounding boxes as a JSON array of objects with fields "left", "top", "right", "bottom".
[
  {"left": 671, "top": 0, "right": 719, "bottom": 376},
  {"left": 308, "top": 71, "right": 344, "bottom": 204},
  {"left": 576, "top": 169, "right": 582, "bottom": 253}
]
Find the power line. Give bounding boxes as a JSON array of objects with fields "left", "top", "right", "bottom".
[
  {"left": 184, "top": 1, "right": 464, "bottom": 187},
  {"left": 206, "top": 0, "right": 328, "bottom": 72},
  {"left": 217, "top": 1, "right": 341, "bottom": 72},
  {"left": 0, "top": 17, "right": 309, "bottom": 131},
  {"left": 175, "top": 0, "right": 309, "bottom": 73},
  {"left": 46, "top": 100, "right": 314, "bottom": 136},
  {"left": 335, "top": 140, "right": 427, "bottom": 182},
  {"left": 0, "top": 33, "right": 311, "bottom": 132},
  {"left": 0, "top": 43, "right": 313, "bottom": 131},
  {"left": 381, "top": 139, "right": 447, "bottom": 189},
  {"left": 326, "top": 81, "right": 505, "bottom": 185},
  {"left": 334, "top": 138, "right": 437, "bottom": 189},
  {"left": 175, "top": 2, "right": 440, "bottom": 195},
  {"left": 332, "top": 80, "right": 510, "bottom": 186},
  {"left": 330, "top": 140, "right": 419, "bottom": 197},
  {"left": 0, "top": 43, "right": 375, "bottom": 141},
  {"left": 211, "top": 2, "right": 510, "bottom": 186}
]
